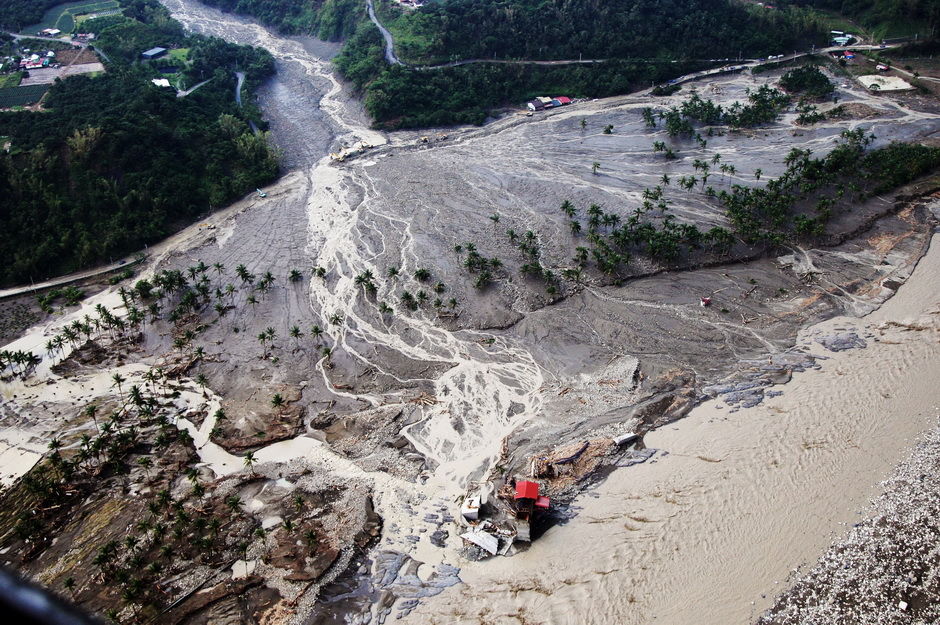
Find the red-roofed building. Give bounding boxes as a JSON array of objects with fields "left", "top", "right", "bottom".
[
  {"left": 515, "top": 480, "right": 539, "bottom": 500},
  {"left": 554, "top": 96, "right": 572, "bottom": 105}
]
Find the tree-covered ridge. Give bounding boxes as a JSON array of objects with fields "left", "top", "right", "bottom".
[
  {"left": 379, "top": 0, "right": 829, "bottom": 64},
  {"left": 779, "top": 65, "right": 834, "bottom": 99},
  {"left": 787, "top": 0, "right": 940, "bottom": 34},
  {"left": 0, "top": 0, "right": 278, "bottom": 286},
  {"left": 335, "top": 22, "right": 718, "bottom": 128},
  {"left": 197, "top": 0, "right": 365, "bottom": 39},
  {"left": 332, "top": 0, "right": 844, "bottom": 128},
  {"left": 0, "top": 0, "right": 62, "bottom": 31}
]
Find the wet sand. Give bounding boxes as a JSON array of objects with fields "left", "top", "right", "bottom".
[{"left": 401, "top": 231, "right": 940, "bottom": 624}]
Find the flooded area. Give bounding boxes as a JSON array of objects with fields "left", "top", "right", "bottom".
[{"left": 1, "top": 0, "right": 939, "bottom": 622}]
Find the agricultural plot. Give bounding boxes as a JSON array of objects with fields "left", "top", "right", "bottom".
[
  {"left": 24, "top": 0, "right": 122, "bottom": 35},
  {"left": 0, "top": 84, "right": 50, "bottom": 108},
  {"left": 0, "top": 73, "right": 23, "bottom": 89}
]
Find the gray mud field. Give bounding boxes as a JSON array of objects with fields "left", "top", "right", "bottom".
[{"left": 2, "top": 2, "right": 940, "bottom": 623}]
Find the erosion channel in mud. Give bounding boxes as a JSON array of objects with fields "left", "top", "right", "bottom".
[{"left": 1, "top": 1, "right": 939, "bottom": 623}]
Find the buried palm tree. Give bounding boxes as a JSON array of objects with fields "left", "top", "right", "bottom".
[
  {"left": 271, "top": 393, "right": 285, "bottom": 414},
  {"left": 84, "top": 404, "right": 100, "bottom": 434},
  {"left": 289, "top": 325, "right": 303, "bottom": 349},
  {"left": 112, "top": 373, "right": 126, "bottom": 404}
]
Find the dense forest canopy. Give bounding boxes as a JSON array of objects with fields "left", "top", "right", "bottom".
[
  {"left": 382, "top": 0, "right": 828, "bottom": 64},
  {"left": 0, "top": 0, "right": 278, "bottom": 286},
  {"left": 334, "top": 0, "right": 834, "bottom": 128},
  {"left": 786, "top": 0, "right": 940, "bottom": 34},
  {"left": 0, "top": 0, "right": 62, "bottom": 31},
  {"left": 197, "top": 0, "right": 365, "bottom": 39}
]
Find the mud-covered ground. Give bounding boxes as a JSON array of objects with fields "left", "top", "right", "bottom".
[{"left": 2, "top": 1, "right": 940, "bottom": 622}]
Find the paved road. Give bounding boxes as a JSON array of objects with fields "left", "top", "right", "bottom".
[
  {"left": 366, "top": 0, "right": 403, "bottom": 66},
  {"left": 0, "top": 259, "right": 139, "bottom": 301},
  {"left": 235, "top": 70, "right": 245, "bottom": 105},
  {"left": 176, "top": 77, "right": 212, "bottom": 98},
  {"left": 359, "top": 11, "right": 902, "bottom": 74}
]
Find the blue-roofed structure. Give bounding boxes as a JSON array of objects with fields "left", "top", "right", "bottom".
[{"left": 141, "top": 47, "right": 167, "bottom": 60}]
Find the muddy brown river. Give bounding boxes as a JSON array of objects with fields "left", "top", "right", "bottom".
[{"left": 1, "top": 1, "right": 939, "bottom": 622}]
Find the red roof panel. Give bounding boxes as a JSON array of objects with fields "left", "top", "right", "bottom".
[{"left": 515, "top": 480, "right": 540, "bottom": 500}]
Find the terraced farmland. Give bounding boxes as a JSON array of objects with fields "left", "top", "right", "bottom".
[
  {"left": 24, "top": 0, "right": 121, "bottom": 35},
  {"left": 0, "top": 84, "right": 49, "bottom": 108}
]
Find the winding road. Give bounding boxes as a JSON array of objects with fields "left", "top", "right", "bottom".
[
  {"left": 359, "top": 8, "right": 902, "bottom": 74},
  {"left": 366, "top": 0, "right": 402, "bottom": 65}
]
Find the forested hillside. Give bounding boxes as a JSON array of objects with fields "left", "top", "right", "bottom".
[
  {"left": 197, "top": 0, "right": 365, "bottom": 39},
  {"left": 380, "top": 0, "right": 827, "bottom": 64},
  {"left": 0, "top": 0, "right": 278, "bottom": 286},
  {"left": 789, "top": 0, "right": 940, "bottom": 35},
  {"left": 0, "top": 0, "right": 61, "bottom": 31},
  {"left": 335, "top": 0, "right": 831, "bottom": 128}
]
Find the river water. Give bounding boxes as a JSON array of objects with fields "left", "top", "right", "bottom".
[
  {"left": 154, "top": 1, "right": 549, "bottom": 620},
  {"left": 160, "top": 0, "right": 361, "bottom": 169},
  {"left": 3, "top": 3, "right": 931, "bottom": 623}
]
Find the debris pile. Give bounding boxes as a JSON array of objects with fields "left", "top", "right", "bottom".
[
  {"left": 529, "top": 438, "right": 616, "bottom": 490},
  {"left": 702, "top": 351, "right": 819, "bottom": 409},
  {"left": 759, "top": 421, "right": 940, "bottom": 624}
]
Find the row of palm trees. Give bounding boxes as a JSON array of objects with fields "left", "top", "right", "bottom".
[{"left": 0, "top": 349, "right": 41, "bottom": 378}]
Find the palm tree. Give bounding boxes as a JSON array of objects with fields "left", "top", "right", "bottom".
[
  {"left": 289, "top": 325, "right": 303, "bottom": 349},
  {"left": 592, "top": 162, "right": 600, "bottom": 175},
  {"left": 310, "top": 325, "right": 324, "bottom": 345},
  {"left": 754, "top": 168, "right": 762, "bottom": 180},
  {"left": 243, "top": 452, "right": 256, "bottom": 475},
  {"left": 112, "top": 373, "right": 126, "bottom": 403},
  {"left": 271, "top": 393, "right": 285, "bottom": 413},
  {"left": 85, "top": 404, "right": 100, "bottom": 434},
  {"left": 289, "top": 269, "right": 303, "bottom": 283},
  {"left": 414, "top": 268, "right": 431, "bottom": 282},
  {"left": 235, "top": 264, "right": 254, "bottom": 285},
  {"left": 225, "top": 495, "right": 242, "bottom": 511},
  {"left": 387, "top": 266, "right": 399, "bottom": 278},
  {"left": 580, "top": 118, "right": 587, "bottom": 130}
]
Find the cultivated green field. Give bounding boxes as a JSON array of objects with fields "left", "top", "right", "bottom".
[
  {"left": 0, "top": 84, "right": 49, "bottom": 108},
  {"left": 0, "top": 72, "right": 23, "bottom": 88},
  {"left": 24, "top": 0, "right": 121, "bottom": 35}
]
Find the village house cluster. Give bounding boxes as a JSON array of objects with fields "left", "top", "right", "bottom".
[
  {"left": 526, "top": 95, "right": 572, "bottom": 112},
  {"left": 19, "top": 50, "right": 57, "bottom": 71}
]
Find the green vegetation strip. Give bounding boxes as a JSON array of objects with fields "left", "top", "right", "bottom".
[
  {"left": 22, "top": 0, "right": 120, "bottom": 34},
  {"left": 0, "top": 84, "right": 49, "bottom": 108},
  {"left": 0, "top": 0, "right": 278, "bottom": 287}
]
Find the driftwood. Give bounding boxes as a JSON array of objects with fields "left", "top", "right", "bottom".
[{"left": 409, "top": 392, "right": 438, "bottom": 406}]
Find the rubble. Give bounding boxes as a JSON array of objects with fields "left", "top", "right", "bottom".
[{"left": 759, "top": 421, "right": 940, "bottom": 624}]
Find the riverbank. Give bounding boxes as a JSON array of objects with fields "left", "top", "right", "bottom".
[{"left": 398, "top": 230, "right": 940, "bottom": 624}]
